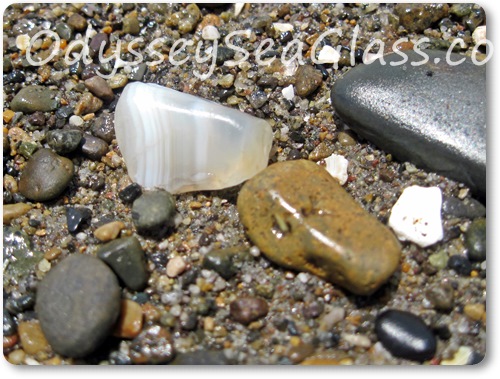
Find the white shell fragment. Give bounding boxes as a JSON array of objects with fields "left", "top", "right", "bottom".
[
  {"left": 114, "top": 82, "right": 273, "bottom": 194},
  {"left": 324, "top": 153, "right": 348, "bottom": 185},
  {"left": 388, "top": 186, "right": 443, "bottom": 248},
  {"left": 317, "top": 46, "right": 340, "bottom": 64}
]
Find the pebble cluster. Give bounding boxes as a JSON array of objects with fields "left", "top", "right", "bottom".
[{"left": 3, "top": 2, "right": 486, "bottom": 366}]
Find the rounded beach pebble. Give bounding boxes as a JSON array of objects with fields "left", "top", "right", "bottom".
[{"left": 36, "top": 254, "right": 121, "bottom": 358}]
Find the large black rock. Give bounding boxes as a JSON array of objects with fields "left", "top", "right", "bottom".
[{"left": 331, "top": 50, "right": 486, "bottom": 199}]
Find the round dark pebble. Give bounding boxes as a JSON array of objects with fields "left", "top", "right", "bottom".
[
  {"left": 66, "top": 206, "right": 92, "bottom": 233},
  {"left": 96, "top": 236, "right": 149, "bottom": 291},
  {"left": 27, "top": 111, "right": 46, "bottom": 126},
  {"left": 89, "top": 33, "right": 110, "bottom": 58},
  {"left": 4, "top": 70, "right": 25, "bottom": 84},
  {"left": 18, "top": 149, "right": 74, "bottom": 202},
  {"left": 447, "top": 254, "right": 472, "bottom": 276},
  {"left": 465, "top": 218, "right": 486, "bottom": 262},
  {"left": 229, "top": 296, "right": 269, "bottom": 325},
  {"left": 3, "top": 310, "right": 17, "bottom": 336},
  {"left": 46, "top": 129, "right": 83, "bottom": 155},
  {"left": 132, "top": 189, "right": 176, "bottom": 237},
  {"left": 130, "top": 325, "right": 175, "bottom": 364},
  {"left": 80, "top": 134, "right": 109, "bottom": 161},
  {"left": 375, "top": 309, "right": 437, "bottom": 362},
  {"left": 202, "top": 247, "right": 246, "bottom": 280},
  {"left": 118, "top": 182, "right": 142, "bottom": 203},
  {"left": 216, "top": 46, "right": 235, "bottom": 66},
  {"left": 425, "top": 281, "right": 454, "bottom": 311},
  {"left": 433, "top": 323, "right": 451, "bottom": 340},
  {"left": 5, "top": 293, "right": 36, "bottom": 314},
  {"left": 35, "top": 254, "right": 121, "bottom": 358},
  {"left": 441, "top": 196, "right": 486, "bottom": 219}
]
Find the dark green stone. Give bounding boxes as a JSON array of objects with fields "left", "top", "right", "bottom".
[
  {"left": 331, "top": 50, "right": 486, "bottom": 199},
  {"left": 465, "top": 218, "right": 486, "bottom": 262},
  {"left": 202, "top": 247, "right": 249, "bottom": 280},
  {"left": 96, "top": 236, "right": 149, "bottom": 291},
  {"left": 10, "top": 85, "right": 59, "bottom": 113},
  {"left": 132, "top": 190, "right": 176, "bottom": 237}
]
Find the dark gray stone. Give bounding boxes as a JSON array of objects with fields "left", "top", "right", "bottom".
[
  {"left": 46, "top": 129, "right": 83, "bottom": 154},
  {"left": 10, "top": 86, "right": 59, "bottom": 113},
  {"left": 132, "top": 190, "right": 176, "bottom": 237},
  {"left": 331, "top": 50, "right": 486, "bottom": 199},
  {"left": 96, "top": 236, "right": 149, "bottom": 291},
  {"left": 465, "top": 218, "right": 486, "bottom": 262},
  {"left": 442, "top": 196, "right": 486, "bottom": 219},
  {"left": 202, "top": 247, "right": 249, "bottom": 280},
  {"left": 80, "top": 134, "right": 109, "bottom": 160},
  {"left": 375, "top": 309, "right": 437, "bottom": 362},
  {"left": 18, "top": 149, "right": 74, "bottom": 202},
  {"left": 66, "top": 206, "right": 92, "bottom": 233},
  {"left": 91, "top": 113, "right": 115, "bottom": 143},
  {"left": 35, "top": 254, "right": 121, "bottom": 358}
]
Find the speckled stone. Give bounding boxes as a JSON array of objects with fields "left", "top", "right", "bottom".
[
  {"left": 74, "top": 92, "right": 103, "bottom": 116},
  {"left": 375, "top": 309, "right": 437, "bottom": 362},
  {"left": 10, "top": 86, "right": 58, "bottom": 113},
  {"left": 394, "top": 3, "right": 449, "bottom": 33},
  {"left": 96, "top": 236, "right": 149, "bottom": 291},
  {"left": 46, "top": 129, "right": 83, "bottom": 155},
  {"left": 91, "top": 113, "right": 115, "bottom": 143},
  {"left": 237, "top": 160, "right": 402, "bottom": 296},
  {"left": 35, "top": 254, "right": 121, "bottom": 358},
  {"left": 230, "top": 297, "right": 269, "bottom": 325},
  {"left": 331, "top": 50, "right": 486, "bottom": 199},
  {"left": 84, "top": 76, "right": 114, "bottom": 102},
  {"left": 80, "top": 134, "right": 109, "bottom": 160},
  {"left": 18, "top": 149, "right": 74, "bottom": 202}
]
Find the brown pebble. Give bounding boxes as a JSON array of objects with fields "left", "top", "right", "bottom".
[
  {"left": 44, "top": 247, "right": 62, "bottom": 261},
  {"left": 3, "top": 333, "right": 18, "bottom": 350},
  {"left": 74, "top": 93, "right": 103, "bottom": 116},
  {"left": 308, "top": 141, "right": 333, "bottom": 161},
  {"left": 337, "top": 131, "right": 356, "bottom": 146},
  {"left": 113, "top": 299, "right": 144, "bottom": 339},
  {"left": 288, "top": 342, "right": 315, "bottom": 364},
  {"left": 84, "top": 76, "right": 114, "bottom": 102},
  {"left": 229, "top": 297, "right": 269, "bottom": 325},
  {"left": 3, "top": 203, "right": 32, "bottom": 224},
  {"left": 3, "top": 174, "right": 18, "bottom": 193},
  {"left": 463, "top": 303, "right": 485, "bottom": 322},
  {"left": 237, "top": 160, "right": 402, "bottom": 296},
  {"left": 294, "top": 64, "right": 323, "bottom": 97},
  {"left": 67, "top": 13, "right": 88, "bottom": 31},
  {"left": 18, "top": 320, "right": 51, "bottom": 357},
  {"left": 94, "top": 221, "right": 125, "bottom": 242}
]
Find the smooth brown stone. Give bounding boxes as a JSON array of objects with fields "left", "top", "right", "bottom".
[
  {"left": 94, "top": 221, "right": 125, "bottom": 242},
  {"left": 113, "top": 299, "right": 143, "bottom": 339},
  {"left": 237, "top": 160, "right": 401, "bottom": 295},
  {"left": 18, "top": 320, "right": 51, "bottom": 356},
  {"left": 3, "top": 203, "right": 32, "bottom": 224}
]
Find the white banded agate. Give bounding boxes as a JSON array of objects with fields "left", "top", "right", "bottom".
[{"left": 114, "top": 82, "right": 273, "bottom": 194}]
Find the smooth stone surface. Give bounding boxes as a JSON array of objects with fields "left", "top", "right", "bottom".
[
  {"left": 132, "top": 189, "right": 176, "bottom": 237},
  {"left": 3, "top": 203, "right": 32, "bottom": 224},
  {"left": 18, "top": 149, "right": 74, "bottom": 202},
  {"left": 91, "top": 113, "right": 115, "bottom": 143},
  {"left": 118, "top": 182, "right": 142, "bottom": 203},
  {"left": 96, "top": 236, "right": 149, "bottom": 291},
  {"left": 80, "top": 134, "right": 109, "bottom": 160},
  {"left": 465, "top": 218, "right": 486, "bottom": 262},
  {"left": 331, "top": 50, "right": 486, "bottom": 199},
  {"left": 294, "top": 64, "right": 323, "bottom": 97},
  {"left": 46, "top": 129, "right": 83, "bottom": 154},
  {"left": 66, "top": 206, "right": 92, "bottom": 233},
  {"left": 442, "top": 196, "right": 486, "bottom": 219},
  {"left": 84, "top": 76, "right": 114, "bottom": 102},
  {"left": 114, "top": 82, "right": 273, "bottom": 194},
  {"left": 229, "top": 297, "right": 269, "bottom": 324},
  {"left": 202, "top": 247, "right": 249, "bottom": 280},
  {"left": 237, "top": 160, "right": 402, "bottom": 295},
  {"left": 10, "top": 86, "right": 58, "bottom": 113},
  {"left": 394, "top": 3, "right": 449, "bottom": 33},
  {"left": 36, "top": 254, "right": 121, "bottom": 358},
  {"left": 18, "top": 320, "right": 51, "bottom": 357},
  {"left": 375, "top": 310, "right": 437, "bottom": 362}
]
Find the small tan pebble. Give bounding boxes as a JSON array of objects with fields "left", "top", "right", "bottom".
[
  {"left": 3, "top": 203, "right": 32, "bottom": 224},
  {"left": 113, "top": 299, "right": 143, "bottom": 339},
  {"left": 142, "top": 303, "right": 161, "bottom": 323},
  {"left": 189, "top": 201, "right": 203, "bottom": 210},
  {"left": 43, "top": 356, "right": 62, "bottom": 365},
  {"left": 7, "top": 349, "right": 26, "bottom": 365},
  {"left": 44, "top": 247, "right": 62, "bottom": 261},
  {"left": 203, "top": 317, "right": 215, "bottom": 332},
  {"left": 287, "top": 341, "right": 315, "bottom": 364},
  {"left": 94, "top": 221, "right": 126, "bottom": 242},
  {"left": 108, "top": 74, "right": 129, "bottom": 89},
  {"left": 3, "top": 109, "right": 15, "bottom": 123},
  {"left": 3, "top": 333, "right": 18, "bottom": 350},
  {"left": 166, "top": 256, "right": 187, "bottom": 278},
  {"left": 441, "top": 346, "right": 473, "bottom": 365},
  {"left": 16, "top": 34, "right": 30, "bottom": 50},
  {"left": 463, "top": 303, "right": 485, "bottom": 322},
  {"left": 18, "top": 320, "right": 51, "bottom": 356},
  {"left": 38, "top": 258, "right": 51, "bottom": 273}
]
